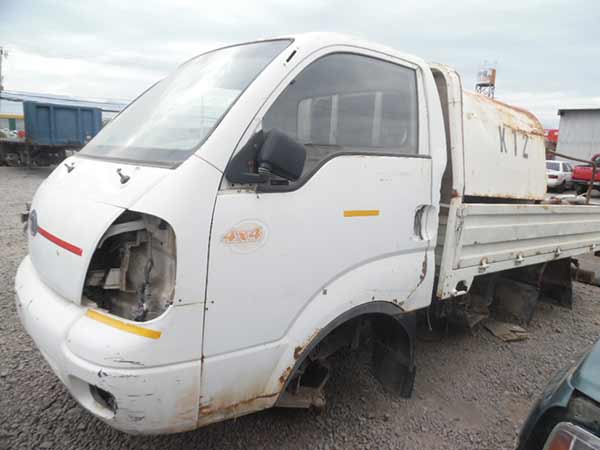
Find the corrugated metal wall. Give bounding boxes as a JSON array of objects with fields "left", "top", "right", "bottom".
[{"left": 557, "top": 110, "right": 600, "bottom": 161}]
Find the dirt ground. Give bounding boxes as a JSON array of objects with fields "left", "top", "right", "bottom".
[{"left": 1, "top": 166, "right": 599, "bottom": 450}]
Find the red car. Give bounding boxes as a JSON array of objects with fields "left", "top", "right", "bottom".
[{"left": 572, "top": 153, "right": 600, "bottom": 194}]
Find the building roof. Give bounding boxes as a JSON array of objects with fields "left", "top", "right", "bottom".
[
  {"left": 0, "top": 113, "right": 24, "bottom": 119},
  {"left": 0, "top": 90, "right": 128, "bottom": 113},
  {"left": 558, "top": 107, "right": 600, "bottom": 116}
]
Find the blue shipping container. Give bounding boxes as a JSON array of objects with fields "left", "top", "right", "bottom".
[{"left": 23, "top": 101, "right": 102, "bottom": 147}]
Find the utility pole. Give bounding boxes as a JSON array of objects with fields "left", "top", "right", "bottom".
[
  {"left": 0, "top": 46, "right": 7, "bottom": 93},
  {"left": 0, "top": 47, "right": 6, "bottom": 114}
]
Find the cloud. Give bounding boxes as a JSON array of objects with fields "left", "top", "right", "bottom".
[
  {"left": 1, "top": 0, "right": 599, "bottom": 127},
  {"left": 3, "top": 46, "right": 161, "bottom": 99}
]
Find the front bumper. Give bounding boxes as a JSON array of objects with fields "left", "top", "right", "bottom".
[
  {"left": 547, "top": 178, "right": 564, "bottom": 188},
  {"left": 15, "top": 256, "right": 202, "bottom": 434},
  {"left": 573, "top": 180, "right": 600, "bottom": 187}
]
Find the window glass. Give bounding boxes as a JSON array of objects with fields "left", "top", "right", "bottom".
[
  {"left": 546, "top": 161, "right": 560, "bottom": 171},
  {"left": 81, "top": 40, "right": 290, "bottom": 166},
  {"left": 263, "top": 53, "right": 419, "bottom": 183}
]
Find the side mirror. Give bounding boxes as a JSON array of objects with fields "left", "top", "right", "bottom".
[
  {"left": 225, "top": 129, "right": 306, "bottom": 185},
  {"left": 257, "top": 129, "right": 306, "bottom": 181}
]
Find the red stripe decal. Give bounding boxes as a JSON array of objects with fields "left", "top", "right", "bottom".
[{"left": 37, "top": 226, "right": 83, "bottom": 256}]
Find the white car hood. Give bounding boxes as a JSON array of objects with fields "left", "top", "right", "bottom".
[{"left": 28, "top": 156, "right": 172, "bottom": 303}]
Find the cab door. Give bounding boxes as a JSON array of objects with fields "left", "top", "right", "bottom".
[{"left": 204, "top": 51, "right": 434, "bottom": 358}]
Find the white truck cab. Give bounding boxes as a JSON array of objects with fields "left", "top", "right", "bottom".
[{"left": 15, "top": 33, "right": 600, "bottom": 434}]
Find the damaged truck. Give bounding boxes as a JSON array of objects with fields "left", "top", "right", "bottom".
[{"left": 15, "top": 33, "right": 600, "bottom": 434}]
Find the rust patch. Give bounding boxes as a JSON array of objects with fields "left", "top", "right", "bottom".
[
  {"left": 465, "top": 90, "right": 544, "bottom": 136},
  {"left": 469, "top": 191, "right": 540, "bottom": 201},
  {"left": 406, "top": 252, "right": 428, "bottom": 301},
  {"left": 199, "top": 392, "right": 278, "bottom": 417},
  {"left": 293, "top": 328, "right": 321, "bottom": 361},
  {"left": 279, "top": 366, "right": 292, "bottom": 385},
  {"left": 169, "top": 385, "right": 199, "bottom": 430},
  {"left": 197, "top": 373, "right": 284, "bottom": 425},
  {"left": 419, "top": 254, "right": 427, "bottom": 283}
]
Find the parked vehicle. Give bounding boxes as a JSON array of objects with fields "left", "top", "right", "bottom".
[
  {"left": 0, "top": 112, "right": 24, "bottom": 133},
  {"left": 0, "top": 101, "right": 102, "bottom": 166},
  {"left": 0, "top": 128, "right": 19, "bottom": 139},
  {"left": 518, "top": 337, "right": 600, "bottom": 450},
  {"left": 15, "top": 33, "right": 600, "bottom": 434},
  {"left": 546, "top": 160, "right": 573, "bottom": 192},
  {"left": 540, "top": 423, "right": 600, "bottom": 450},
  {"left": 572, "top": 154, "right": 600, "bottom": 194}
]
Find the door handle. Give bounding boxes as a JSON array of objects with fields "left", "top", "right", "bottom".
[
  {"left": 414, "top": 205, "right": 436, "bottom": 241},
  {"left": 414, "top": 205, "right": 426, "bottom": 240}
]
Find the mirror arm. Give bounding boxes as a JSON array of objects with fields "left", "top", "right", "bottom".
[
  {"left": 240, "top": 172, "right": 269, "bottom": 183},
  {"left": 257, "top": 163, "right": 273, "bottom": 177}
]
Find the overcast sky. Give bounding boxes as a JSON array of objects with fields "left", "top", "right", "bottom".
[{"left": 2, "top": 0, "right": 599, "bottom": 127}]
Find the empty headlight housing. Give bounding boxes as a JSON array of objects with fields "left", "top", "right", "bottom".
[{"left": 83, "top": 211, "right": 176, "bottom": 322}]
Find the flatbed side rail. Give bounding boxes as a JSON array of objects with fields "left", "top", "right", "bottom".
[{"left": 436, "top": 202, "right": 600, "bottom": 299}]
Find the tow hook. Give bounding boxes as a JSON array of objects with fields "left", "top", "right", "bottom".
[{"left": 20, "top": 202, "right": 31, "bottom": 234}]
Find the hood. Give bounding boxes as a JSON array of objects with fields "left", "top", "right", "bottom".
[
  {"left": 571, "top": 338, "right": 600, "bottom": 403},
  {"left": 28, "top": 156, "right": 172, "bottom": 304}
]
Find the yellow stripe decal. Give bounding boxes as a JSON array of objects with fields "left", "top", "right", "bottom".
[
  {"left": 86, "top": 310, "right": 162, "bottom": 340},
  {"left": 343, "top": 210, "right": 380, "bottom": 217}
]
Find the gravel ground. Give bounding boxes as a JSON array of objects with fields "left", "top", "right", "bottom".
[{"left": 1, "top": 165, "right": 600, "bottom": 450}]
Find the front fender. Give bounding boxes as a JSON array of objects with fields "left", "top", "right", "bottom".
[
  {"left": 274, "top": 301, "right": 415, "bottom": 400},
  {"left": 518, "top": 365, "right": 577, "bottom": 450},
  {"left": 198, "top": 253, "right": 423, "bottom": 427}
]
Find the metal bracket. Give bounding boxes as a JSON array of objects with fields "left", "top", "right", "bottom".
[{"left": 479, "top": 257, "right": 489, "bottom": 273}]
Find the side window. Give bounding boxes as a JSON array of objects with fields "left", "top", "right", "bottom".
[{"left": 263, "top": 53, "right": 419, "bottom": 184}]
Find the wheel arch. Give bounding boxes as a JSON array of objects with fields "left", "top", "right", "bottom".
[{"left": 274, "top": 301, "right": 417, "bottom": 403}]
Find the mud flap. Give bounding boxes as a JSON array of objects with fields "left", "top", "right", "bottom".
[
  {"left": 437, "top": 259, "right": 575, "bottom": 330},
  {"left": 539, "top": 258, "right": 573, "bottom": 308},
  {"left": 491, "top": 259, "right": 573, "bottom": 324},
  {"left": 371, "top": 313, "right": 416, "bottom": 398},
  {"left": 493, "top": 277, "right": 540, "bottom": 325},
  {"left": 439, "top": 274, "right": 498, "bottom": 330}
]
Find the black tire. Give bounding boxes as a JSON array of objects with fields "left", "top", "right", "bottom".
[
  {"left": 557, "top": 181, "right": 566, "bottom": 193},
  {"left": 0, "top": 142, "right": 6, "bottom": 166},
  {"left": 575, "top": 184, "right": 588, "bottom": 195}
]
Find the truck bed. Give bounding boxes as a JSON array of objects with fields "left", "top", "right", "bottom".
[
  {"left": 23, "top": 101, "right": 102, "bottom": 147},
  {"left": 436, "top": 201, "right": 600, "bottom": 299}
]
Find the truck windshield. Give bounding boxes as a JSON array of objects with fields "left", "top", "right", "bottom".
[{"left": 80, "top": 39, "right": 291, "bottom": 166}]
